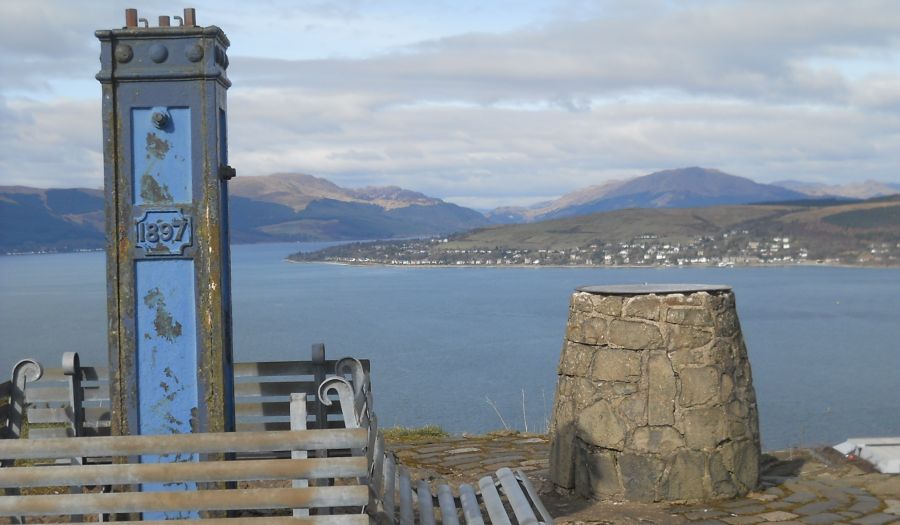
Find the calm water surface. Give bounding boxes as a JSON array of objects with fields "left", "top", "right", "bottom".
[{"left": 1, "top": 242, "right": 898, "bottom": 449}]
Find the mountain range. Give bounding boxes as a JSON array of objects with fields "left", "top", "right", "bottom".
[
  {"left": 0, "top": 174, "right": 489, "bottom": 253},
  {"left": 2, "top": 168, "right": 897, "bottom": 254},
  {"left": 227, "top": 173, "right": 489, "bottom": 243},
  {"left": 459, "top": 194, "right": 900, "bottom": 252},
  {"left": 772, "top": 179, "right": 900, "bottom": 199},
  {"left": 484, "top": 167, "right": 895, "bottom": 223}
]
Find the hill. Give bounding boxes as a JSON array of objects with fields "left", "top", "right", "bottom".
[
  {"left": 0, "top": 187, "right": 105, "bottom": 253},
  {"left": 456, "top": 195, "right": 900, "bottom": 250},
  {"left": 0, "top": 175, "right": 489, "bottom": 253},
  {"left": 228, "top": 173, "right": 488, "bottom": 242},
  {"left": 773, "top": 179, "right": 900, "bottom": 199},
  {"left": 229, "top": 173, "right": 441, "bottom": 211},
  {"left": 485, "top": 179, "right": 629, "bottom": 223},
  {"left": 295, "top": 195, "right": 900, "bottom": 267},
  {"left": 486, "top": 167, "right": 807, "bottom": 223}
]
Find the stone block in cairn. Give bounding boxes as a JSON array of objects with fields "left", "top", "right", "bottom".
[{"left": 548, "top": 284, "right": 761, "bottom": 502}]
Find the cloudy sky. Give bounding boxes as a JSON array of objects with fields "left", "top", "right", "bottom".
[{"left": 2, "top": 1, "right": 900, "bottom": 208}]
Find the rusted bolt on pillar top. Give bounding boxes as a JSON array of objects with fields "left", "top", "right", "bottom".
[{"left": 124, "top": 8, "right": 197, "bottom": 28}]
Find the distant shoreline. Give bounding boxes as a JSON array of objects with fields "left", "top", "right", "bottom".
[
  {"left": 284, "top": 258, "right": 900, "bottom": 270},
  {"left": 4, "top": 247, "right": 895, "bottom": 270}
]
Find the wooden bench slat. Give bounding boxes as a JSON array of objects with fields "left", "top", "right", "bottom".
[
  {"left": 383, "top": 453, "right": 396, "bottom": 519},
  {"left": 233, "top": 359, "right": 369, "bottom": 378},
  {"left": 92, "top": 516, "right": 369, "bottom": 525},
  {"left": 23, "top": 407, "right": 70, "bottom": 424},
  {"left": 0, "top": 485, "right": 369, "bottom": 517},
  {"left": 38, "top": 367, "right": 108, "bottom": 383},
  {"left": 0, "top": 457, "right": 368, "bottom": 488},
  {"left": 371, "top": 433, "right": 385, "bottom": 495},
  {"left": 237, "top": 420, "right": 358, "bottom": 432},
  {"left": 64, "top": 515, "right": 371, "bottom": 525},
  {"left": 398, "top": 468, "right": 414, "bottom": 525},
  {"left": 416, "top": 479, "right": 436, "bottom": 525},
  {"left": 25, "top": 407, "right": 111, "bottom": 425},
  {"left": 234, "top": 361, "right": 320, "bottom": 377},
  {"left": 234, "top": 381, "right": 319, "bottom": 397},
  {"left": 458, "top": 484, "right": 484, "bottom": 525},
  {"left": 25, "top": 426, "right": 110, "bottom": 440},
  {"left": 497, "top": 467, "right": 539, "bottom": 525},
  {"left": 235, "top": 402, "right": 343, "bottom": 419},
  {"left": 515, "top": 469, "right": 553, "bottom": 525},
  {"left": 437, "top": 484, "right": 460, "bottom": 525},
  {"left": 235, "top": 401, "right": 300, "bottom": 418},
  {"left": 25, "top": 385, "right": 109, "bottom": 403},
  {"left": 478, "top": 476, "right": 512, "bottom": 525},
  {"left": 0, "top": 429, "right": 368, "bottom": 460},
  {"left": 25, "top": 427, "right": 72, "bottom": 439}
]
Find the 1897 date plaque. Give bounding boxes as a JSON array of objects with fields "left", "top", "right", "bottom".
[{"left": 135, "top": 209, "right": 193, "bottom": 256}]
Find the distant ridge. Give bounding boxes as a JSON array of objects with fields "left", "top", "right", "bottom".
[
  {"left": 0, "top": 175, "right": 489, "bottom": 253},
  {"left": 230, "top": 172, "right": 441, "bottom": 211},
  {"left": 488, "top": 167, "right": 807, "bottom": 223},
  {"left": 772, "top": 179, "right": 900, "bottom": 200},
  {"left": 228, "top": 173, "right": 488, "bottom": 242}
]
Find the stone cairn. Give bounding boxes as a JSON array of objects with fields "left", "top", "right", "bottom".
[{"left": 549, "top": 284, "right": 761, "bottom": 502}]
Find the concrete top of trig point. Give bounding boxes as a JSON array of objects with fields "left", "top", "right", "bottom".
[{"left": 575, "top": 284, "right": 732, "bottom": 295}]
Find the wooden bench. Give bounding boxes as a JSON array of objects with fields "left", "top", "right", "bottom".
[
  {"left": 9, "top": 352, "right": 553, "bottom": 524},
  {"left": 323, "top": 358, "right": 555, "bottom": 525},
  {"left": 19, "top": 345, "right": 368, "bottom": 442},
  {"left": 0, "top": 426, "right": 371, "bottom": 522}
]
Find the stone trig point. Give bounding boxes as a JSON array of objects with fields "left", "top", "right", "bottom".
[{"left": 549, "top": 284, "right": 761, "bottom": 502}]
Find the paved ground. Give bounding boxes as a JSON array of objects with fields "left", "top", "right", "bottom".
[{"left": 387, "top": 432, "right": 900, "bottom": 525}]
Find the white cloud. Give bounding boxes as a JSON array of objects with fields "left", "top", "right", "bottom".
[{"left": 1, "top": 0, "right": 900, "bottom": 204}]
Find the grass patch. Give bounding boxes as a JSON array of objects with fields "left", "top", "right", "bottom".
[{"left": 382, "top": 425, "right": 449, "bottom": 443}]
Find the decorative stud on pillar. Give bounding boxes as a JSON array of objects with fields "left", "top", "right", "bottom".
[{"left": 96, "top": 8, "right": 236, "bottom": 516}]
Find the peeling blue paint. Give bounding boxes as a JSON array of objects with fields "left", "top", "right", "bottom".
[
  {"left": 132, "top": 106, "right": 191, "bottom": 205},
  {"left": 135, "top": 259, "right": 198, "bottom": 519}
]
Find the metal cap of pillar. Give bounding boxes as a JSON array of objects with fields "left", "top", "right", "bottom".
[{"left": 124, "top": 8, "right": 198, "bottom": 28}]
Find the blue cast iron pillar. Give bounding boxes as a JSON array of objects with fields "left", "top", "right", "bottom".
[{"left": 96, "top": 7, "right": 235, "bottom": 450}]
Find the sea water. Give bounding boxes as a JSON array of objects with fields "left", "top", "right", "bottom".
[{"left": 1, "top": 242, "right": 898, "bottom": 450}]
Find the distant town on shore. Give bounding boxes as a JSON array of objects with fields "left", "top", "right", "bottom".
[
  {"left": 290, "top": 192, "right": 900, "bottom": 268},
  {"left": 289, "top": 232, "right": 899, "bottom": 268}
]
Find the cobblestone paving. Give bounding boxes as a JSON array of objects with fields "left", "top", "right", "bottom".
[{"left": 387, "top": 432, "right": 899, "bottom": 525}]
